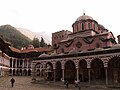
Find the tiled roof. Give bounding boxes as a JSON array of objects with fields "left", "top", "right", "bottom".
[
  {"left": 20, "top": 47, "right": 53, "bottom": 53},
  {"left": 9, "top": 46, "right": 53, "bottom": 53},
  {"left": 9, "top": 46, "right": 20, "bottom": 53}
]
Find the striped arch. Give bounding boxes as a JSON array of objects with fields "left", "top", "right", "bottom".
[
  {"left": 78, "top": 59, "right": 88, "bottom": 82},
  {"left": 108, "top": 56, "right": 120, "bottom": 83},
  {"left": 35, "top": 62, "right": 43, "bottom": 70},
  {"left": 74, "top": 59, "right": 79, "bottom": 68},
  {"left": 64, "top": 60, "right": 76, "bottom": 83},
  {"left": 64, "top": 59, "right": 76, "bottom": 68},
  {"left": 55, "top": 61, "right": 62, "bottom": 81},
  {"left": 91, "top": 57, "right": 109, "bottom": 68},
  {"left": 35, "top": 62, "right": 41, "bottom": 67},
  {"left": 45, "top": 62, "right": 53, "bottom": 70},
  {"left": 90, "top": 58, "right": 105, "bottom": 80},
  {"left": 34, "top": 62, "right": 44, "bottom": 77}
]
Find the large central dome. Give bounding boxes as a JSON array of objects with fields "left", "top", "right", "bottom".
[{"left": 76, "top": 13, "right": 93, "bottom": 21}]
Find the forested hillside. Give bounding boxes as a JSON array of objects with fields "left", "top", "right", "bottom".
[{"left": 0, "top": 25, "right": 32, "bottom": 49}]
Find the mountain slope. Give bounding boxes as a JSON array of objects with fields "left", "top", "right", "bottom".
[
  {"left": 0, "top": 25, "right": 32, "bottom": 49},
  {"left": 17, "top": 28, "right": 51, "bottom": 44}
]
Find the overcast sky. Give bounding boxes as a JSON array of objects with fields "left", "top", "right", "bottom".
[{"left": 0, "top": 0, "right": 120, "bottom": 40}]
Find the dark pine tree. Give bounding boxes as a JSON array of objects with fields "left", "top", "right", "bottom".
[
  {"left": 40, "top": 37, "right": 46, "bottom": 47},
  {"left": 32, "top": 37, "right": 40, "bottom": 48}
]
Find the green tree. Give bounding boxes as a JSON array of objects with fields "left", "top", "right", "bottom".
[
  {"left": 40, "top": 37, "right": 46, "bottom": 47},
  {"left": 32, "top": 37, "right": 40, "bottom": 48}
]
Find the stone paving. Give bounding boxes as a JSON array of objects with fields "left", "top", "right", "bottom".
[{"left": 0, "top": 76, "right": 119, "bottom": 90}]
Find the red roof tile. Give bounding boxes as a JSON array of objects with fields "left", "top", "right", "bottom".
[
  {"left": 20, "top": 47, "right": 53, "bottom": 53},
  {"left": 9, "top": 46, "right": 53, "bottom": 53},
  {"left": 9, "top": 46, "right": 20, "bottom": 53}
]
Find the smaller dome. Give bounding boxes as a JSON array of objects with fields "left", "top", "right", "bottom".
[
  {"left": 39, "top": 53, "right": 49, "bottom": 58},
  {"left": 69, "top": 49, "right": 78, "bottom": 54},
  {"left": 76, "top": 13, "right": 93, "bottom": 21},
  {"left": 98, "top": 24, "right": 105, "bottom": 29}
]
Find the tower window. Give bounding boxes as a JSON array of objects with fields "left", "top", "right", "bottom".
[
  {"left": 94, "top": 24, "right": 96, "bottom": 30},
  {"left": 88, "top": 23, "right": 91, "bottom": 29},
  {"left": 82, "top": 23, "right": 84, "bottom": 30},
  {"left": 61, "top": 48, "right": 64, "bottom": 53},
  {"left": 76, "top": 25, "right": 78, "bottom": 31}
]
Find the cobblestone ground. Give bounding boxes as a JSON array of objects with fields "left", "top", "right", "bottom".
[{"left": 0, "top": 76, "right": 119, "bottom": 90}]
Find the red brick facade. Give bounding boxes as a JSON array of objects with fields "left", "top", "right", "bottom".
[{"left": 52, "top": 13, "right": 116, "bottom": 54}]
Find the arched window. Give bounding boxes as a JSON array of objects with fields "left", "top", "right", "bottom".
[
  {"left": 94, "top": 24, "right": 96, "bottom": 30},
  {"left": 88, "top": 23, "right": 91, "bottom": 29},
  {"left": 77, "top": 25, "right": 79, "bottom": 31},
  {"left": 82, "top": 23, "right": 84, "bottom": 30}
]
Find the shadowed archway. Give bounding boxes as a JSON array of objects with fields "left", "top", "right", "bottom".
[
  {"left": 108, "top": 57, "right": 120, "bottom": 83},
  {"left": 64, "top": 60, "right": 76, "bottom": 83},
  {"left": 91, "top": 58, "right": 105, "bottom": 84},
  {"left": 36, "top": 69, "right": 40, "bottom": 76},
  {"left": 9, "top": 69, "right": 12, "bottom": 75},
  {"left": 79, "top": 59, "right": 88, "bottom": 82},
  {"left": 23, "top": 69, "right": 27, "bottom": 76},
  {"left": 20, "top": 69, "right": 22, "bottom": 76},
  {"left": 28, "top": 69, "right": 31, "bottom": 76},
  {"left": 55, "top": 61, "right": 62, "bottom": 81},
  {"left": 13, "top": 69, "right": 15, "bottom": 76}
]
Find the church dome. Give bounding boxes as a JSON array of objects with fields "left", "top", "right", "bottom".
[
  {"left": 76, "top": 13, "right": 93, "bottom": 21},
  {"left": 39, "top": 53, "right": 49, "bottom": 58},
  {"left": 98, "top": 24, "right": 105, "bottom": 29}
]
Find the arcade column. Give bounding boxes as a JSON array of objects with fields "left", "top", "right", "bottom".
[
  {"left": 62, "top": 69, "right": 65, "bottom": 82},
  {"left": 76, "top": 67, "right": 79, "bottom": 82},
  {"left": 54, "top": 69, "right": 56, "bottom": 82}
]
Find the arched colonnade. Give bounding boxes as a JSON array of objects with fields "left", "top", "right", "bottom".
[
  {"left": 9, "top": 69, "right": 31, "bottom": 76},
  {"left": 32, "top": 55, "right": 120, "bottom": 85}
]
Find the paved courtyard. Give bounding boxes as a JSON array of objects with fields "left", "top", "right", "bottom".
[
  {"left": 0, "top": 76, "right": 77, "bottom": 90},
  {"left": 0, "top": 76, "right": 119, "bottom": 90}
]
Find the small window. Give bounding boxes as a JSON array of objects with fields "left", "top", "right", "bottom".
[
  {"left": 77, "top": 25, "right": 79, "bottom": 31},
  {"left": 82, "top": 23, "right": 84, "bottom": 30},
  {"left": 94, "top": 24, "right": 96, "bottom": 30},
  {"left": 59, "top": 35, "right": 61, "bottom": 39},
  {"left": 88, "top": 23, "right": 91, "bottom": 29},
  {"left": 98, "top": 27, "right": 100, "bottom": 30},
  {"left": 61, "top": 48, "right": 64, "bottom": 53},
  {"left": 76, "top": 25, "right": 78, "bottom": 32}
]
